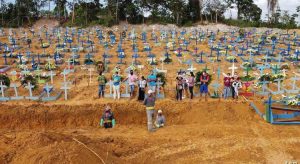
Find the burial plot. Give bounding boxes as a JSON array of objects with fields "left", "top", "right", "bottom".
[
  {"left": 41, "top": 83, "right": 62, "bottom": 101},
  {"left": 0, "top": 81, "right": 9, "bottom": 101},
  {"left": 25, "top": 82, "right": 40, "bottom": 101}
]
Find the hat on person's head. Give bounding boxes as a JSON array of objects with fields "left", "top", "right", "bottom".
[
  {"left": 158, "top": 110, "right": 162, "bottom": 114},
  {"left": 148, "top": 89, "right": 154, "bottom": 94}
]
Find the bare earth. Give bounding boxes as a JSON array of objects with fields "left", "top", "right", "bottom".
[{"left": 0, "top": 20, "right": 299, "bottom": 163}]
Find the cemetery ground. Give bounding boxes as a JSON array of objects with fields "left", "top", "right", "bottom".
[
  {"left": 1, "top": 100, "right": 300, "bottom": 163},
  {"left": 0, "top": 20, "right": 300, "bottom": 163}
]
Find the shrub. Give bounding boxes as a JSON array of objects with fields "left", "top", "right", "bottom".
[
  {"left": 0, "top": 74, "right": 10, "bottom": 87},
  {"left": 156, "top": 72, "right": 166, "bottom": 87},
  {"left": 21, "top": 75, "right": 38, "bottom": 90}
]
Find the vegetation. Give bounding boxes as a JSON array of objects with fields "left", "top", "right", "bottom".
[
  {"left": 0, "top": 0, "right": 299, "bottom": 29},
  {"left": 0, "top": 74, "right": 10, "bottom": 87}
]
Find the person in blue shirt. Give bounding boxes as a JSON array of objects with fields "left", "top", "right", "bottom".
[
  {"left": 147, "top": 71, "right": 157, "bottom": 92},
  {"left": 112, "top": 71, "right": 121, "bottom": 100}
]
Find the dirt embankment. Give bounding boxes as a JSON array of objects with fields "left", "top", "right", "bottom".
[
  {"left": 0, "top": 101, "right": 300, "bottom": 163},
  {"left": 0, "top": 101, "right": 256, "bottom": 130}
]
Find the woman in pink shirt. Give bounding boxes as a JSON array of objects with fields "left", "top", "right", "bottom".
[{"left": 187, "top": 72, "right": 195, "bottom": 99}]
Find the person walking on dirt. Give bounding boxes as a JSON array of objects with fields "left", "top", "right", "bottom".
[
  {"left": 176, "top": 74, "right": 184, "bottom": 101},
  {"left": 100, "top": 106, "right": 116, "bottom": 129},
  {"left": 199, "top": 71, "right": 210, "bottom": 100},
  {"left": 147, "top": 71, "right": 157, "bottom": 93},
  {"left": 223, "top": 73, "right": 232, "bottom": 99},
  {"left": 97, "top": 71, "right": 107, "bottom": 98},
  {"left": 138, "top": 76, "right": 147, "bottom": 101},
  {"left": 187, "top": 72, "right": 195, "bottom": 99},
  {"left": 155, "top": 110, "right": 166, "bottom": 128},
  {"left": 123, "top": 70, "right": 138, "bottom": 98},
  {"left": 112, "top": 71, "right": 121, "bottom": 100},
  {"left": 144, "top": 89, "right": 156, "bottom": 132}
]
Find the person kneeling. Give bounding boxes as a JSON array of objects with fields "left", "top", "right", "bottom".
[
  {"left": 155, "top": 110, "right": 166, "bottom": 128},
  {"left": 100, "top": 106, "right": 116, "bottom": 129}
]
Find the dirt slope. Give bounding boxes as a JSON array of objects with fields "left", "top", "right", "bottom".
[{"left": 0, "top": 100, "right": 299, "bottom": 163}]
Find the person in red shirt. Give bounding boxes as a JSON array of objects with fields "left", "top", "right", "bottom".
[
  {"left": 200, "top": 71, "right": 210, "bottom": 100},
  {"left": 223, "top": 73, "right": 231, "bottom": 99}
]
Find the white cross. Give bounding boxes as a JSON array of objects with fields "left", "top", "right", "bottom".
[
  {"left": 60, "top": 82, "right": 70, "bottom": 100},
  {"left": 0, "top": 81, "right": 7, "bottom": 97},
  {"left": 291, "top": 75, "right": 300, "bottom": 90},
  {"left": 48, "top": 70, "right": 56, "bottom": 84},
  {"left": 60, "top": 69, "right": 69, "bottom": 82},
  {"left": 25, "top": 82, "right": 35, "bottom": 97},
  {"left": 229, "top": 62, "right": 238, "bottom": 76},
  {"left": 10, "top": 83, "right": 20, "bottom": 97},
  {"left": 187, "top": 64, "right": 196, "bottom": 72}
]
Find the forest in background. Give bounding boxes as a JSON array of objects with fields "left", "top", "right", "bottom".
[{"left": 0, "top": 0, "right": 299, "bottom": 29}]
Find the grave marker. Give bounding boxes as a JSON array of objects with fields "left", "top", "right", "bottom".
[
  {"left": 0, "top": 81, "right": 9, "bottom": 101},
  {"left": 25, "top": 82, "right": 40, "bottom": 100}
]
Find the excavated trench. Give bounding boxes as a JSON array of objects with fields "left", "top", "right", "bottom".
[{"left": 0, "top": 101, "right": 258, "bottom": 130}]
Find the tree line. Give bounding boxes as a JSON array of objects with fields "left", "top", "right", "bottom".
[{"left": 0, "top": 0, "right": 299, "bottom": 28}]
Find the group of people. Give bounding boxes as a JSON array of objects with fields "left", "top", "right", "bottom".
[
  {"left": 98, "top": 70, "right": 242, "bottom": 132},
  {"left": 98, "top": 69, "right": 242, "bottom": 101},
  {"left": 223, "top": 72, "right": 242, "bottom": 99},
  {"left": 97, "top": 70, "right": 157, "bottom": 101},
  {"left": 175, "top": 71, "right": 210, "bottom": 101},
  {"left": 175, "top": 71, "right": 242, "bottom": 101},
  {"left": 100, "top": 90, "right": 166, "bottom": 131}
]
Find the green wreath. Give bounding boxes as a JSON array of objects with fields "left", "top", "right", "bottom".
[
  {"left": 240, "top": 75, "right": 255, "bottom": 82},
  {"left": 0, "top": 74, "right": 10, "bottom": 87},
  {"left": 21, "top": 75, "right": 38, "bottom": 90},
  {"left": 195, "top": 71, "right": 212, "bottom": 85},
  {"left": 45, "top": 62, "right": 56, "bottom": 71},
  {"left": 156, "top": 72, "right": 166, "bottom": 87}
]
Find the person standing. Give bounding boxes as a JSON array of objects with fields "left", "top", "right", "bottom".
[
  {"left": 97, "top": 71, "right": 107, "bottom": 98},
  {"left": 199, "top": 71, "right": 210, "bottom": 100},
  {"left": 138, "top": 76, "right": 147, "bottom": 101},
  {"left": 187, "top": 72, "right": 195, "bottom": 99},
  {"left": 147, "top": 71, "right": 157, "bottom": 93},
  {"left": 112, "top": 71, "right": 121, "bottom": 100},
  {"left": 232, "top": 76, "right": 242, "bottom": 99},
  {"left": 176, "top": 75, "right": 184, "bottom": 101},
  {"left": 144, "top": 90, "right": 156, "bottom": 132},
  {"left": 124, "top": 70, "right": 138, "bottom": 97},
  {"left": 231, "top": 72, "right": 240, "bottom": 99},
  {"left": 223, "top": 73, "right": 232, "bottom": 99}
]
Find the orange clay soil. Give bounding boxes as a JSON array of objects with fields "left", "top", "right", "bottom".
[
  {"left": 0, "top": 99, "right": 300, "bottom": 163},
  {"left": 0, "top": 20, "right": 300, "bottom": 163}
]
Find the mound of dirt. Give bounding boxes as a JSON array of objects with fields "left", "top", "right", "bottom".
[
  {"left": 0, "top": 101, "right": 300, "bottom": 163},
  {"left": 33, "top": 19, "right": 59, "bottom": 29}
]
